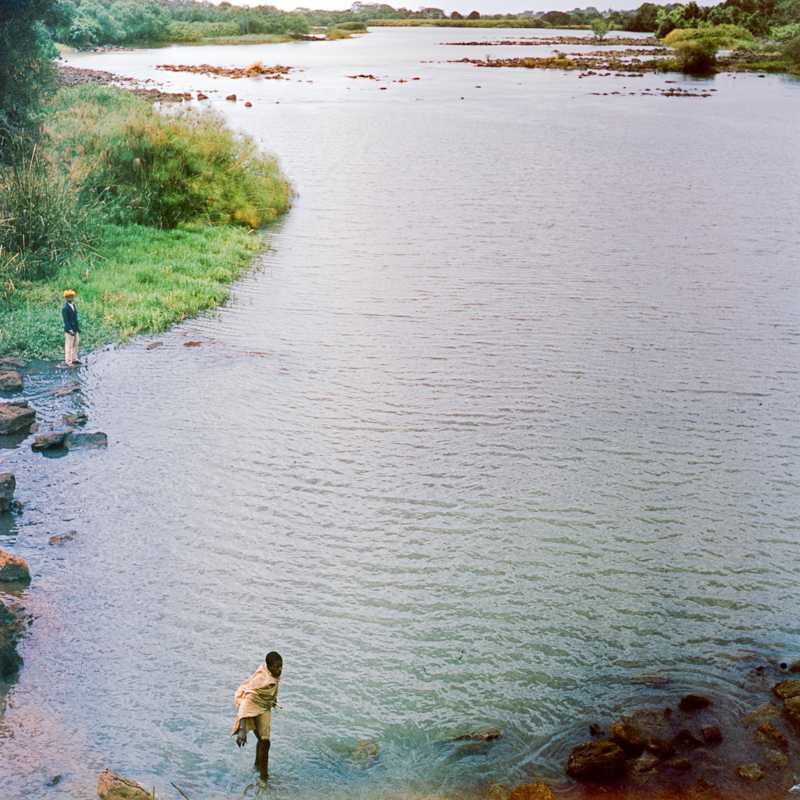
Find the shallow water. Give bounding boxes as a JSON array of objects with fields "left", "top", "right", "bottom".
[{"left": 1, "top": 27, "right": 800, "bottom": 800}]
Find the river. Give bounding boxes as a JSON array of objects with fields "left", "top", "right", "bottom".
[{"left": 1, "top": 26, "right": 799, "bottom": 800}]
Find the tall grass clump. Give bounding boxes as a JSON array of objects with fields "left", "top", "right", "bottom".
[
  {"left": 47, "top": 84, "right": 291, "bottom": 230},
  {"left": 664, "top": 24, "right": 758, "bottom": 50},
  {"left": 0, "top": 144, "right": 98, "bottom": 284}
]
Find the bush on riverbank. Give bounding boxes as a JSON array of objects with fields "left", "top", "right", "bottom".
[
  {"left": 47, "top": 84, "right": 290, "bottom": 230},
  {"left": 664, "top": 24, "right": 758, "bottom": 49}
]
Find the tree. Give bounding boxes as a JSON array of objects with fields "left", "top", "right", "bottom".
[
  {"left": 0, "top": 0, "right": 71, "bottom": 158},
  {"left": 590, "top": 16, "right": 611, "bottom": 38}
]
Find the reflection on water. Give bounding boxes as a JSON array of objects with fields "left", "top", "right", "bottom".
[{"left": 0, "top": 26, "right": 799, "bottom": 800}]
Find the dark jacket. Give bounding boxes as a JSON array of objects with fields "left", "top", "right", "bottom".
[{"left": 62, "top": 302, "right": 80, "bottom": 334}]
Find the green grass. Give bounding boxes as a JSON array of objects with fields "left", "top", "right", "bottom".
[{"left": 0, "top": 223, "right": 265, "bottom": 359}]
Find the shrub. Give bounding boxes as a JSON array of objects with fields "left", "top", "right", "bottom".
[
  {"left": 665, "top": 24, "right": 757, "bottom": 49},
  {"left": 47, "top": 84, "right": 291, "bottom": 230},
  {"left": 784, "top": 36, "right": 800, "bottom": 64},
  {"left": 674, "top": 39, "right": 718, "bottom": 72},
  {"left": 771, "top": 23, "right": 800, "bottom": 41},
  {"left": 334, "top": 21, "right": 367, "bottom": 31}
]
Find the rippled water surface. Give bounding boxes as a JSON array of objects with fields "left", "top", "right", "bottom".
[{"left": 1, "top": 27, "right": 800, "bottom": 800}]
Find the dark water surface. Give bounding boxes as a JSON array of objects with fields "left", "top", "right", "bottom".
[{"left": 1, "top": 27, "right": 799, "bottom": 800}]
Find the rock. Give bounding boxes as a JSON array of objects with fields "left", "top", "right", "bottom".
[
  {"left": 566, "top": 740, "right": 626, "bottom": 782},
  {"left": 764, "top": 749, "right": 789, "bottom": 769},
  {"left": 453, "top": 725, "right": 501, "bottom": 741},
  {"left": 679, "top": 694, "right": 711, "bottom": 712},
  {"left": 688, "top": 778, "right": 719, "bottom": 797},
  {"left": 145, "top": 341, "right": 163, "bottom": 350},
  {"left": 62, "top": 411, "right": 88, "bottom": 426},
  {"left": 743, "top": 702, "right": 780, "bottom": 724},
  {"left": 0, "top": 371, "right": 23, "bottom": 391},
  {"left": 0, "top": 402, "right": 35, "bottom": 434},
  {"left": 97, "top": 769, "right": 151, "bottom": 800},
  {"left": 784, "top": 695, "right": 800, "bottom": 725},
  {"left": 32, "top": 429, "right": 73, "bottom": 451},
  {"left": 609, "top": 721, "right": 644, "bottom": 758},
  {"left": 0, "top": 472, "right": 15, "bottom": 511},
  {"left": 226, "top": 93, "right": 237, "bottom": 100},
  {"left": 646, "top": 736, "right": 676, "bottom": 760},
  {"left": 0, "top": 550, "right": 30, "bottom": 583},
  {"left": 49, "top": 531, "right": 77, "bottom": 546},
  {"left": 353, "top": 739, "right": 380, "bottom": 762},
  {"left": 589, "top": 722, "right": 604, "bottom": 736},
  {"left": 672, "top": 729, "right": 703, "bottom": 750},
  {"left": 702, "top": 725, "right": 722, "bottom": 744},
  {"left": 508, "top": 782, "right": 555, "bottom": 800},
  {"left": 631, "top": 751, "right": 659, "bottom": 774},
  {"left": 65, "top": 431, "right": 108, "bottom": 450},
  {"left": 672, "top": 758, "right": 693, "bottom": 771},
  {"left": 736, "top": 763, "right": 764, "bottom": 782},
  {"left": 773, "top": 679, "right": 800, "bottom": 699},
  {"left": 0, "top": 357, "right": 26, "bottom": 369},
  {"left": 197, "top": 93, "right": 208, "bottom": 100},
  {"left": 245, "top": 101, "right": 252, "bottom": 107},
  {"left": 778, "top": 658, "right": 800, "bottom": 673},
  {"left": 0, "top": 598, "right": 26, "bottom": 676},
  {"left": 754, "top": 721, "right": 787, "bottom": 750},
  {"left": 54, "top": 381, "right": 80, "bottom": 397}
]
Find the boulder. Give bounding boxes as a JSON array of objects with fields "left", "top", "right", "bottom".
[
  {"left": 0, "top": 598, "right": 26, "bottom": 676},
  {"left": 0, "top": 357, "right": 26, "bottom": 369},
  {"left": 609, "top": 721, "right": 645, "bottom": 758},
  {"left": 49, "top": 531, "right": 77, "bottom": 546},
  {"left": 672, "top": 729, "right": 703, "bottom": 750},
  {"left": 773, "top": 679, "right": 800, "bottom": 700},
  {"left": 567, "top": 740, "right": 626, "bottom": 782},
  {"left": 97, "top": 769, "right": 151, "bottom": 800},
  {"left": 0, "top": 550, "right": 30, "bottom": 583},
  {"left": 742, "top": 703, "right": 779, "bottom": 725},
  {"left": 452, "top": 725, "right": 502, "bottom": 741},
  {"left": 65, "top": 431, "right": 108, "bottom": 450},
  {"left": 508, "top": 782, "right": 555, "bottom": 800},
  {"left": 701, "top": 725, "right": 722, "bottom": 744},
  {"left": 32, "top": 429, "right": 73, "bottom": 451},
  {"left": 0, "top": 371, "right": 23, "bottom": 392},
  {"left": 754, "top": 721, "right": 787, "bottom": 750},
  {"left": 0, "top": 402, "right": 35, "bottom": 434},
  {"left": 0, "top": 472, "right": 15, "bottom": 511}
]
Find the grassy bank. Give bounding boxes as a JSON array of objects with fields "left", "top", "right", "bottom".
[{"left": 0, "top": 83, "right": 291, "bottom": 360}]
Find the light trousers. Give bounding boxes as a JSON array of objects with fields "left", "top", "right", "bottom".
[{"left": 64, "top": 331, "right": 79, "bottom": 365}]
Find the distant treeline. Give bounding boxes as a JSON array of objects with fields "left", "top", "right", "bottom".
[{"left": 49, "top": 0, "right": 800, "bottom": 46}]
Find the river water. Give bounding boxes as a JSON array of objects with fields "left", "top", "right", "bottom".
[{"left": 1, "top": 26, "right": 799, "bottom": 800}]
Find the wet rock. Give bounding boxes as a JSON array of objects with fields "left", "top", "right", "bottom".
[
  {"left": 567, "top": 740, "right": 626, "bottom": 782},
  {"left": 754, "top": 721, "right": 787, "bottom": 750},
  {"left": 773, "top": 679, "right": 800, "bottom": 699},
  {"left": 631, "top": 751, "right": 659, "bottom": 774},
  {"left": 679, "top": 694, "right": 711, "bottom": 712},
  {"left": 49, "top": 531, "right": 77, "bottom": 546},
  {"left": 452, "top": 725, "right": 501, "bottom": 741},
  {"left": 0, "top": 371, "right": 23, "bottom": 391},
  {"left": 688, "top": 777, "right": 720, "bottom": 797},
  {"left": 673, "top": 729, "right": 703, "bottom": 750},
  {"left": 0, "top": 357, "right": 26, "bottom": 369},
  {"left": 62, "top": 411, "right": 88, "bottom": 427},
  {"left": 784, "top": 695, "right": 800, "bottom": 725},
  {"left": 672, "top": 757, "right": 693, "bottom": 771},
  {"left": 97, "top": 769, "right": 151, "bottom": 800},
  {"left": 226, "top": 93, "right": 237, "bottom": 100},
  {"left": 702, "top": 725, "right": 722, "bottom": 744},
  {"left": 743, "top": 702, "right": 780, "bottom": 724},
  {"left": 0, "top": 401, "right": 35, "bottom": 434},
  {"left": 0, "top": 598, "right": 26, "bottom": 676},
  {"left": 764, "top": 749, "right": 789, "bottom": 769},
  {"left": 589, "top": 722, "right": 604, "bottom": 736},
  {"left": 0, "top": 472, "right": 15, "bottom": 511},
  {"left": 65, "top": 431, "right": 108, "bottom": 450},
  {"left": 736, "top": 763, "right": 764, "bottom": 781},
  {"left": 146, "top": 341, "right": 163, "bottom": 350},
  {"left": 646, "top": 735, "right": 676, "bottom": 760},
  {"left": 32, "top": 429, "right": 73, "bottom": 451},
  {"left": 0, "top": 550, "right": 30, "bottom": 583},
  {"left": 508, "top": 783, "right": 554, "bottom": 800},
  {"left": 609, "top": 721, "right": 644, "bottom": 758},
  {"left": 55, "top": 381, "right": 80, "bottom": 397}
]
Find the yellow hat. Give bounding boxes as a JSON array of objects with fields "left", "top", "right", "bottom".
[{"left": 63, "top": 290, "right": 76, "bottom": 297}]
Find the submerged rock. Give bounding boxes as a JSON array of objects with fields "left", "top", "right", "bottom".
[
  {"left": 62, "top": 411, "right": 88, "bottom": 427},
  {"left": 65, "top": 431, "right": 108, "bottom": 450},
  {"left": 452, "top": 725, "right": 502, "bottom": 741},
  {"left": 609, "top": 721, "right": 645, "bottom": 757},
  {"left": 97, "top": 769, "right": 151, "bottom": 800},
  {"left": 0, "top": 401, "right": 35, "bottom": 434},
  {"left": 508, "top": 782, "right": 554, "bottom": 800}
]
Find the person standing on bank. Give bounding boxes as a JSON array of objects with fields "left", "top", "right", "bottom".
[
  {"left": 62, "top": 290, "right": 81, "bottom": 367},
  {"left": 231, "top": 651, "right": 283, "bottom": 778}
]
